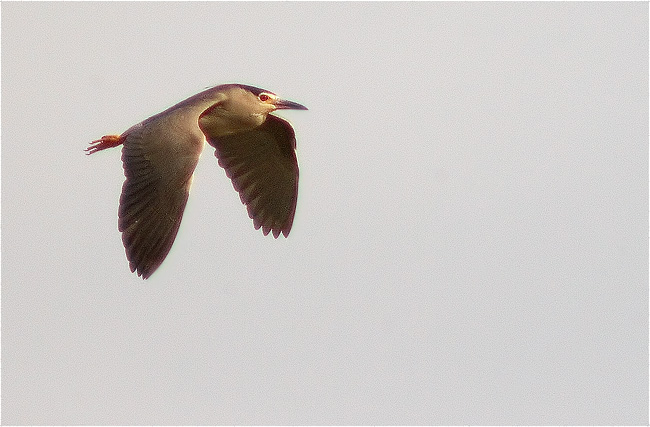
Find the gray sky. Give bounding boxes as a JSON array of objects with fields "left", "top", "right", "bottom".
[{"left": 2, "top": 2, "right": 648, "bottom": 424}]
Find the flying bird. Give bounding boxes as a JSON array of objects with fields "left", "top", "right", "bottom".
[{"left": 87, "top": 84, "right": 307, "bottom": 279}]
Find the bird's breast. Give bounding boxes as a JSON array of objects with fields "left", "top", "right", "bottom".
[{"left": 198, "top": 108, "right": 266, "bottom": 138}]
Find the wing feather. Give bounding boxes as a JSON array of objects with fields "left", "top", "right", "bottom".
[
  {"left": 118, "top": 121, "right": 203, "bottom": 278},
  {"left": 199, "top": 114, "right": 299, "bottom": 238}
]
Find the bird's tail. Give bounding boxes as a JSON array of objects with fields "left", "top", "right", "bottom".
[{"left": 85, "top": 134, "right": 124, "bottom": 155}]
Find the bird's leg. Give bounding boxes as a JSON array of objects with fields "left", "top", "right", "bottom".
[{"left": 85, "top": 134, "right": 124, "bottom": 155}]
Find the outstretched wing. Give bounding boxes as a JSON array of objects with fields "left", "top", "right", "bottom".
[
  {"left": 118, "top": 120, "right": 203, "bottom": 279},
  {"left": 200, "top": 114, "right": 299, "bottom": 238}
]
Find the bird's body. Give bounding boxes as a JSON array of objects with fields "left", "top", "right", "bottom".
[{"left": 87, "top": 84, "right": 307, "bottom": 279}]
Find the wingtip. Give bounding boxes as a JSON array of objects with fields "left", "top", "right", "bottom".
[{"left": 257, "top": 223, "right": 291, "bottom": 239}]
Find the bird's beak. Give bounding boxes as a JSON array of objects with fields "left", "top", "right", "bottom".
[{"left": 274, "top": 98, "right": 308, "bottom": 110}]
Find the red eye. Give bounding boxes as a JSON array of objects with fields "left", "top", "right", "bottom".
[{"left": 259, "top": 94, "right": 270, "bottom": 102}]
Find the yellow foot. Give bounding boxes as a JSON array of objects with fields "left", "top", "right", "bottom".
[{"left": 85, "top": 134, "right": 123, "bottom": 155}]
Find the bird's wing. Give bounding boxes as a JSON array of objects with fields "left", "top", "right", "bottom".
[
  {"left": 118, "top": 120, "right": 203, "bottom": 278},
  {"left": 199, "top": 114, "right": 299, "bottom": 238}
]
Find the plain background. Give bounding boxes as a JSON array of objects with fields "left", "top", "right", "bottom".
[{"left": 2, "top": 2, "right": 648, "bottom": 425}]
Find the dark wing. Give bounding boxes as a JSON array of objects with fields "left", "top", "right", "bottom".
[
  {"left": 200, "top": 114, "right": 299, "bottom": 238},
  {"left": 118, "top": 122, "right": 203, "bottom": 279}
]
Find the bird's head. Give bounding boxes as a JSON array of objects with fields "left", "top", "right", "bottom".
[{"left": 220, "top": 84, "right": 308, "bottom": 117}]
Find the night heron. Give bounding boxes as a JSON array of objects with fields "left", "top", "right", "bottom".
[{"left": 87, "top": 84, "right": 307, "bottom": 279}]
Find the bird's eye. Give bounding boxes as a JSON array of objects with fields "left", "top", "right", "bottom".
[{"left": 259, "top": 93, "right": 271, "bottom": 102}]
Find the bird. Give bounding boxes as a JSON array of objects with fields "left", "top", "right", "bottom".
[{"left": 86, "top": 84, "right": 307, "bottom": 279}]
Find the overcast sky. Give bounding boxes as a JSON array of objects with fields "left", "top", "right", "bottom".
[{"left": 2, "top": 2, "right": 648, "bottom": 425}]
